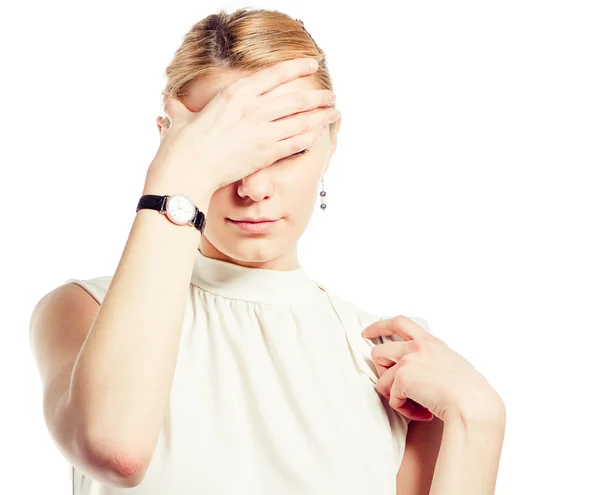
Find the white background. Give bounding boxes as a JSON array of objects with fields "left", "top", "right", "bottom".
[{"left": 1, "top": 1, "right": 598, "bottom": 493}]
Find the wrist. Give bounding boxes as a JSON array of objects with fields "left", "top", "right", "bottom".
[
  {"left": 144, "top": 161, "right": 215, "bottom": 210},
  {"left": 445, "top": 392, "right": 506, "bottom": 429},
  {"left": 142, "top": 180, "right": 213, "bottom": 214}
]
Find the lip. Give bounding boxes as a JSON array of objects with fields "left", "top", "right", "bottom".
[
  {"left": 227, "top": 217, "right": 280, "bottom": 233},
  {"left": 230, "top": 217, "right": 278, "bottom": 222}
]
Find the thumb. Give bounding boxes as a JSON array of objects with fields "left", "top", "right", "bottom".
[
  {"left": 396, "top": 399, "right": 434, "bottom": 421},
  {"left": 162, "top": 92, "right": 194, "bottom": 127}
]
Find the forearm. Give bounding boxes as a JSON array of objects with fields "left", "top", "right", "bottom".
[
  {"left": 429, "top": 407, "right": 506, "bottom": 495},
  {"left": 68, "top": 180, "right": 211, "bottom": 467}
]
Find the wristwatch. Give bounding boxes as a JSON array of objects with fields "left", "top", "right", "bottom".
[{"left": 136, "top": 194, "right": 206, "bottom": 233}]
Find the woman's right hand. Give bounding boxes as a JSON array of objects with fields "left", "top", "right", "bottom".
[{"left": 144, "top": 57, "right": 341, "bottom": 205}]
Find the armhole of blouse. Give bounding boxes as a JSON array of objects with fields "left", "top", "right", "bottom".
[{"left": 63, "top": 277, "right": 109, "bottom": 306}]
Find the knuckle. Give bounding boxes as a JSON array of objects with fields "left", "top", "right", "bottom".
[
  {"left": 410, "top": 339, "right": 423, "bottom": 353},
  {"left": 394, "top": 366, "right": 407, "bottom": 382},
  {"left": 263, "top": 148, "right": 277, "bottom": 166},
  {"left": 294, "top": 94, "right": 308, "bottom": 110},
  {"left": 258, "top": 134, "right": 271, "bottom": 152},
  {"left": 221, "top": 84, "right": 237, "bottom": 101},
  {"left": 322, "top": 112, "right": 335, "bottom": 125},
  {"left": 303, "top": 121, "right": 314, "bottom": 134},
  {"left": 370, "top": 346, "right": 381, "bottom": 362},
  {"left": 370, "top": 346, "right": 377, "bottom": 360},
  {"left": 270, "top": 67, "right": 285, "bottom": 85},
  {"left": 297, "top": 118, "right": 311, "bottom": 134},
  {"left": 390, "top": 315, "right": 407, "bottom": 331},
  {"left": 396, "top": 355, "right": 409, "bottom": 368},
  {"left": 281, "top": 66, "right": 294, "bottom": 82},
  {"left": 220, "top": 86, "right": 235, "bottom": 103},
  {"left": 426, "top": 333, "right": 442, "bottom": 345},
  {"left": 292, "top": 138, "right": 305, "bottom": 153},
  {"left": 285, "top": 139, "right": 299, "bottom": 156},
  {"left": 392, "top": 315, "right": 408, "bottom": 325}
]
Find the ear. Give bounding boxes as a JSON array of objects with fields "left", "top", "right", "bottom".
[
  {"left": 156, "top": 116, "right": 168, "bottom": 140},
  {"left": 330, "top": 115, "right": 341, "bottom": 149},
  {"left": 323, "top": 116, "right": 341, "bottom": 175}
]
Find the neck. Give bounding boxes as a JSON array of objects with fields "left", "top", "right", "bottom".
[{"left": 198, "top": 236, "right": 301, "bottom": 271}]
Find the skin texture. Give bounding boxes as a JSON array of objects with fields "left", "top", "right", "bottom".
[
  {"left": 397, "top": 416, "right": 445, "bottom": 494},
  {"left": 156, "top": 69, "right": 341, "bottom": 271},
  {"left": 155, "top": 72, "right": 484, "bottom": 493},
  {"left": 363, "top": 317, "right": 506, "bottom": 494}
]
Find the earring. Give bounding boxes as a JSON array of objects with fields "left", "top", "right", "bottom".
[{"left": 320, "top": 177, "right": 327, "bottom": 211}]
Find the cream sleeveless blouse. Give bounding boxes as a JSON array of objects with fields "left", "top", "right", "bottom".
[{"left": 64, "top": 249, "right": 429, "bottom": 495}]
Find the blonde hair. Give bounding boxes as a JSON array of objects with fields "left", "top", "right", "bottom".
[{"left": 162, "top": 8, "right": 336, "bottom": 127}]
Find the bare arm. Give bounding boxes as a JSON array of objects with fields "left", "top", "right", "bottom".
[
  {"left": 67, "top": 181, "right": 212, "bottom": 477},
  {"left": 429, "top": 406, "right": 506, "bottom": 495},
  {"left": 30, "top": 58, "right": 337, "bottom": 488},
  {"left": 30, "top": 176, "right": 213, "bottom": 487},
  {"left": 396, "top": 416, "right": 444, "bottom": 495}
]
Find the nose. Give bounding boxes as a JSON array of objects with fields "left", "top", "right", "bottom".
[{"left": 236, "top": 170, "right": 274, "bottom": 201}]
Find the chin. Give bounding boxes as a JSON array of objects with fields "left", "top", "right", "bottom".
[
  {"left": 233, "top": 241, "right": 285, "bottom": 264},
  {"left": 217, "top": 235, "right": 287, "bottom": 264}
]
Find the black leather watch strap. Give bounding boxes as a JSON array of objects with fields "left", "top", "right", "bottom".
[
  {"left": 191, "top": 207, "right": 206, "bottom": 233},
  {"left": 137, "top": 194, "right": 168, "bottom": 212},
  {"left": 136, "top": 194, "right": 206, "bottom": 233}
]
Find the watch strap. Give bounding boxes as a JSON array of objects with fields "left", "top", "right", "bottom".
[
  {"left": 136, "top": 194, "right": 167, "bottom": 213},
  {"left": 136, "top": 194, "right": 206, "bottom": 233}
]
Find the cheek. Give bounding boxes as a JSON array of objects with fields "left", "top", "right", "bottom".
[
  {"left": 204, "top": 190, "right": 229, "bottom": 219},
  {"left": 287, "top": 182, "right": 320, "bottom": 215}
]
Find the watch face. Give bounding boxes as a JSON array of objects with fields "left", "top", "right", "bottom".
[{"left": 165, "top": 194, "right": 195, "bottom": 225}]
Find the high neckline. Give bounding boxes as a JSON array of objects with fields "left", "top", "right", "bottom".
[{"left": 190, "top": 249, "right": 320, "bottom": 305}]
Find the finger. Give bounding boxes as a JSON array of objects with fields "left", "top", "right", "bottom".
[
  {"left": 390, "top": 396, "right": 434, "bottom": 422},
  {"left": 260, "top": 89, "right": 335, "bottom": 122},
  {"left": 375, "top": 361, "right": 399, "bottom": 401},
  {"left": 374, "top": 361, "right": 391, "bottom": 379},
  {"left": 270, "top": 107, "right": 340, "bottom": 142},
  {"left": 371, "top": 341, "right": 415, "bottom": 370},
  {"left": 378, "top": 365, "right": 432, "bottom": 421},
  {"left": 362, "top": 315, "right": 429, "bottom": 341},
  {"left": 246, "top": 58, "right": 319, "bottom": 97},
  {"left": 162, "top": 93, "right": 194, "bottom": 127},
  {"left": 272, "top": 124, "right": 325, "bottom": 163}
]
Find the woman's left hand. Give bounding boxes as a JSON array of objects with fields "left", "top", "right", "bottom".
[{"left": 361, "top": 316, "right": 504, "bottom": 423}]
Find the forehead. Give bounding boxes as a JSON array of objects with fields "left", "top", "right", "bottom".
[{"left": 183, "top": 68, "right": 320, "bottom": 112}]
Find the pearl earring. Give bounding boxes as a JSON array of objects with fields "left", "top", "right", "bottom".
[{"left": 319, "top": 177, "right": 327, "bottom": 211}]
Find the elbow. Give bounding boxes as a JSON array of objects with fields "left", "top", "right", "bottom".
[
  {"left": 52, "top": 392, "right": 151, "bottom": 488},
  {"left": 80, "top": 431, "right": 151, "bottom": 488},
  {"left": 96, "top": 453, "right": 149, "bottom": 488}
]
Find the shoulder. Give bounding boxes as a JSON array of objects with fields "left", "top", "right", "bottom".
[
  {"left": 63, "top": 275, "right": 114, "bottom": 305},
  {"left": 323, "top": 288, "right": 430, "bottom": 339},
  {"left": 325, "top": 290, "right": 381, "bottom": 327}
]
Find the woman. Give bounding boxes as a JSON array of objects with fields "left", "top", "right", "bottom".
[{"left": 29, "top": 8, "right": 506, "bottom": 494}]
